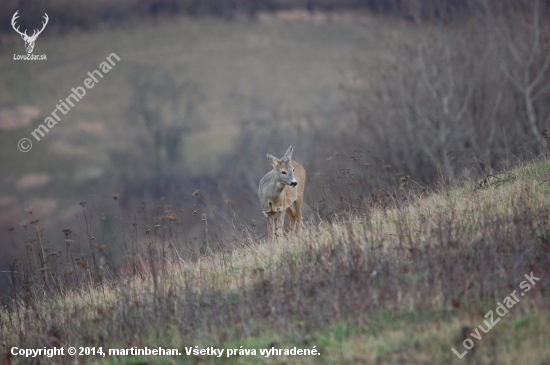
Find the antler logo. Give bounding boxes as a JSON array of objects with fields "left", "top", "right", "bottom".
[{"left": 11, "top": 11, "right": 49, "bottom": 54}]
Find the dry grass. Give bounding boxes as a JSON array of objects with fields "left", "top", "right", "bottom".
[{"left": 1, "top": 158, "right": 549, "bottom": 364}]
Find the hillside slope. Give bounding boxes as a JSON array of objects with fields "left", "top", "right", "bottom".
[{"left": 2, "top": 158, "right": 550, "bottom": 364}]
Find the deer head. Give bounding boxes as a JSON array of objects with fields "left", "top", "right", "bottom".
[
  {"left": 12, "top": 11, "right": 49, "bottom": 54},
  {"left": 266, "top": 146, "right": 298, "bottom": 188}
]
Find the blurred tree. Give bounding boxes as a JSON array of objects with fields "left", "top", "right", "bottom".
[
  {"left": 487, "top": 0, "right": 550, "bottom": 149},
  {"left": 346, "top": 0, "right": 550, "bottom": 184},
  {"left": 112, "top": 67, "right": 205, "bottom": 198}
]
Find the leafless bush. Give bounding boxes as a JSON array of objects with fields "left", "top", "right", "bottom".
[
  {"left": 110, "top": 66, "right": 204, "bottom": 199},
  {"left": 345, "top": 0, "right": 550, "bottom": 185}
]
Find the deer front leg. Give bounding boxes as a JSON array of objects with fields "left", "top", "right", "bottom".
[
  {"left": 286, "top": 205, "right": 297, "bottom": 234},
  {"left": 266, "top": 213, "right": 274, "bottom": 244},
  {"left": 273, "top": 211, "right": 285, "bottom": 241}
]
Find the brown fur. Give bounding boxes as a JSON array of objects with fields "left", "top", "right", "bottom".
[{"left": 258, "top": 146, "right": 306, "bottom": 243}]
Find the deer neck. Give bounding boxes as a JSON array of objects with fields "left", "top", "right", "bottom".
[
  {"left": 276, "top": 180, "right": 286, "bottom": 190},
  {"left": 263, "top": 175, "right": 285, "bottom": 201},
  {"left": 270, "top": 178, "right": 286, "bottom": 194}
]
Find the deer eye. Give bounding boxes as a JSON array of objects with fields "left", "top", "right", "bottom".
[{"left": 282, "top": 171, "right": 287, "bottom": 175}]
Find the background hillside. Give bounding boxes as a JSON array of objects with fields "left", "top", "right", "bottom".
[
  {"left": 0, "top": 10, "right": 400, "bottom": 284},
  {"left": 1, "top": 0, "right": 550, "bottom": 306}
]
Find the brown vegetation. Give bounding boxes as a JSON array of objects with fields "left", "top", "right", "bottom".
[{"left": 1, "top": 158, "right": 549, "bottom": 364}]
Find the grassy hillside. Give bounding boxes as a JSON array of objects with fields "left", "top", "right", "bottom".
[{"left": 2, "top": 158, "right": 549, "bottom": 364}]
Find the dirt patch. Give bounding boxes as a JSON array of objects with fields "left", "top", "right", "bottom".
[
  {"left": 73, "top": 166, "right": 104, "bottom": 182},
  {"left": 15, "top": 173, "right": 51, "bottom": 190},
  {"left": 257, "top": 10, "right": 375, "bottom": 25},
  {"left": 75, "top": 121, "right": 106, "bottom": 134},
  {"left": 0, "top": 105, "right": 40, "bottom": 131}
]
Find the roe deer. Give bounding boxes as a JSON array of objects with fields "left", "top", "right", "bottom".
[{"left": 258, "top": 146, "right": 306, "bottom": 243}]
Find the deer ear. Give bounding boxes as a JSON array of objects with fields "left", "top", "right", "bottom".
[
  {"left": 267, "top": 153, "right": 279, "bottom": 167},
  {"left": 283, "top": 146, "right": 293, "bottom": 159}
]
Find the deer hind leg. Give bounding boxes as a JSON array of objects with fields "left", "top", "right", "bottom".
[{"left": 295, "top": 197, "right": 303, "bottom": 234}]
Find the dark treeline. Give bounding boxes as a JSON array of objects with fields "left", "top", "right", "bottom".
[{"left": 2, "top": 0, "right": 549, "bottom": 35}]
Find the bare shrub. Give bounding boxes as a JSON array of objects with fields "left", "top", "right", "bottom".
[
  {"left": 110, "top": 66, "right": 204, "bottom": 199},
  {"left": 345, "top": 0, "right": 550, "bottom": 185}
]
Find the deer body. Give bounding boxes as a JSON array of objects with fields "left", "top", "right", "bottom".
[{"left": 258, "top": 146, "right": 306, "bottom": 243}]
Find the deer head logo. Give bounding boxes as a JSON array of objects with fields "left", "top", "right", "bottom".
[{"left": 11, "top": 11, "right": 49, "bottom": 54}]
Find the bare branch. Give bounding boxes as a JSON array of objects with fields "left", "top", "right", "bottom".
[
  {"left": 530, "top": 48, "right": 550, "bottom": 96},
  {"left": 484, "top": 0, "right": 525, "bottom": 65}
]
